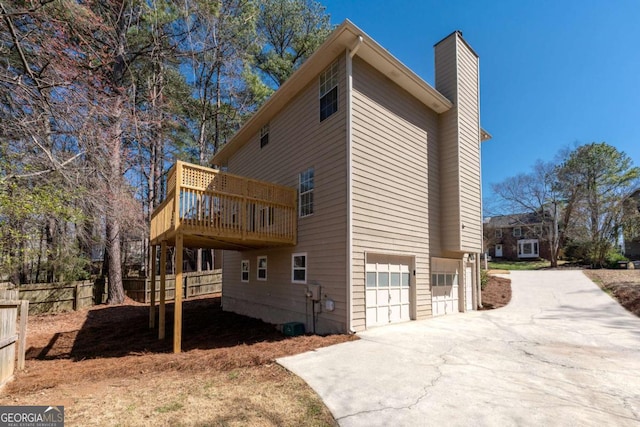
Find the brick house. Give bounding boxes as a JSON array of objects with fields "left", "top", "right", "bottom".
[{"left": 483, "top": 213, "right": 550, "bottom": 260}]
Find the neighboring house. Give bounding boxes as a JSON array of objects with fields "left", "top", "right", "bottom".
[
  {"left": 483, "top": 213, "right": 550, "bottom": 260},
  {"left": 623, "top": 188, "right": 640, "bottom": 260},
  {"left": 150, "top": 20, "right": 489, "bottom": 348}
]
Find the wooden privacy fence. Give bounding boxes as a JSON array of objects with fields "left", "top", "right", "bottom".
[
  {"left": 19, "top": 281, "right": 95, "bottom": 315},
  {"left": 123, "top": 269, "right": 222, "bottom": 303},
  {"left": 0, "top": 283, "right": 28, "bottom": 387},
  {"left": 10, "top": 272, "right": 221, "bottom": 316}
]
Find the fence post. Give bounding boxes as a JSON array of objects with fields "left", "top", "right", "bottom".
[
  {"left": 74, "top": 282, "right": 80, "bottom": 310},
  {"left": 18, "top": 300, "right": 28, "bottom": 371}
]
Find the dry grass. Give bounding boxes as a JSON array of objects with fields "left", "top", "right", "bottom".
[
  {"left": 583, "top": 269, "right": 640, "bottom": 317},
  {"left": 1, "top": 295, "right": 355, "bottom": 426}
]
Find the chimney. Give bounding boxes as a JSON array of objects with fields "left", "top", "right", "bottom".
[{"left": 434, "top": 31, "right": 482, "bottom": 254}]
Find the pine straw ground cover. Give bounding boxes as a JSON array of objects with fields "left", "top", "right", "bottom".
[
  {"left": 1, "top": 295, "right": 355, "bottom": 426},
  {"left": 480, "top": 275, "right": 512, "bottom": 310},
  {"left": 583, "top": 269, "right": 640, "bottom": 317},
  {"left": 2, "top": 285, "right": 515, "bottom": 426}
]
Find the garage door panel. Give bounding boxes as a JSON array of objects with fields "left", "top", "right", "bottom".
[
  {"left": 401, "top": 288, "right": 409, "bottom": 304},
  {"left": 377, "top": 307, "right": 388, "bottom": 322},
  {"left": 389, "top": 305, "right": 401, "bottom": 322},
  {"left": 366, "top": 290, "right": 377, "bottom": 308},
  {"left": 366, "top": 307, "right": 377, "bottom": 326},
  {"left": 401, "top": 304, "right": 410, "bottom": 319},
  {"left": 389, "top": 288, "right": 401, "bottom": 304}
]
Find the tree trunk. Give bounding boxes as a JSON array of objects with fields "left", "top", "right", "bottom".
[
  {"left": 549, "top": 202, "right": 560, "bottom": 268},
  {"left": 45, "top": 218, "right": 55, "bottom": 282},
  {"left": 35, "top": 226, "right": 44, "bottom": 283},
  {"left": 105, "top": 218, "right": 125, "bottom": 303},
  {"left": 105, "top": 98, "right": 126, "bottom": 305}
]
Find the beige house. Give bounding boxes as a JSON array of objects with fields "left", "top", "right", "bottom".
[{"left": 150, "top": 20, "right": 489, "bottom": 349}]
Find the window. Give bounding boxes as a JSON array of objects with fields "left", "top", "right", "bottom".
[
  {"left": 367, "top": 263, "right": 411, "bottom": 288},
  {"left": 260, "top": 124, "right": 269, "bottom": 148},
  {"left": 241, "top": 260, "right": 249, "bottom": 282},
  {"left": 533, "top": 225, "right": 541, "bottom": 236},
  {"left": 299, "top": 168, "right": 314, "bottom": 217},
  {"left": 513, "top": 227, "right": 522, "bottom": 237},
  {"left": 495, "top": 229, "right": 503, "bottom": 238},
  {"left": 292, "top": 253, "right": 307, "bottom": 283},
  {"left": 517, "top": 239, "right": 539, "bottom": 258},
  {"left": 431, "top": 272, "right": 458, "bottom": 287},
  {"left": 319, "top": 61, "right": 339, "bottom": 121},
  {"left": 257, "top": 256, "right": 267, "bottom": 281}
]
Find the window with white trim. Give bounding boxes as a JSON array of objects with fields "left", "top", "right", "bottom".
[
  {"left": 495, "top": 229, "right": 502, "bottom": 238},
  {"left": 292, "top": 253, "right": 307, "bottom": 283},
  {"left": 319, "top": 61, "right": 339, "bottom": 121},
  {"left": 513, "top": 227, "right": 522, "bottom": 237},
  {"left": 257, "top": 256, "right": 267, "bottom": 281},
  {"left": 517, "top": 239, "right": 539, "bottom": 258},
  {"left": 299, "top": 168, "right": 314, "bottom": 217},
  {"left": 241, "top": 260, "right": 249, "bottom": 282},
  {"left": 260, "top": 123, "right": 269, "bottom": 148},
  {"left": 533, "top": 225, "right": 541, "bottom": 236}
]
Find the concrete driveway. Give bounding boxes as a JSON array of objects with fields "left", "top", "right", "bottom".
[{"left": 278, "top": 271, "right": 640, "bottom": 426}]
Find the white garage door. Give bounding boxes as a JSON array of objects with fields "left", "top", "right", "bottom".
[
  {"left": 366, "top": 261, "right": 411, "bottom": 327},
  {"left": 431, "top": 270, "right": 459, "bottom": 316}
]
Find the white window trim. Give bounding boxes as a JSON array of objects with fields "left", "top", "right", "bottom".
[
  {"left": 319, "top": 61, "right": 339, "bottom": 98},
  {"left": 517, "top": 239, "right": 539, "bottom": 258},
  {"left": 241, "top": 259, "right": 250, "bottom": 283},
  {"left": 513, "top": 226, "right": 522, "bottom": 237},
  {"left": 260, "top": 123, "right": 269, "bottom": 148},
  {"left": 299, "top": 168, "right": 314, "bottom": 218},
  {"left": 319, "top": 61, "right": 339, "bottom": 122},
  {"left": 257, "top": 256, "right": 267, "bottom": 281},
  {"left": 495, "top": 229, "right": 502, "bottom": 238},
  {"left": 291, "top": 252, "right": 307, "bottom": 284}
]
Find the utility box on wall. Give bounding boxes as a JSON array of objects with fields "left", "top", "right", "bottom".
[{"left": 306, "top": 284, "right": 321, "bottom": 301}]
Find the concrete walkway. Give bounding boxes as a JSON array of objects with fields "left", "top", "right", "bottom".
[{"left": 278, "top": 271, "right": 640, "bottom": 426}]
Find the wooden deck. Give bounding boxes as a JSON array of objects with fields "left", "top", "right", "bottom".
[
  {"left": 148, "top": 161, "right": 297, "bottom": 353},
  {"left": 150, "top": 161, "right": 297, "bottom": 249}
]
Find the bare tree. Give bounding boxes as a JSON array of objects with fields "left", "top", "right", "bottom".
[{"left": 491, "top": 161, "right": 565, "bottom": 267}]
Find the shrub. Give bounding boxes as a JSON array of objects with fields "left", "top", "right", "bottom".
[
  {"left": 480, "top": 269, "right": 489, "bottom": 290},
  {"left": 605, "top": 251, "right": 628, "bottom": 269}
]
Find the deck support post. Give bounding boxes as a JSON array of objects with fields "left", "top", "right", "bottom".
[
  {"left": 174, "top": 232, "right": 184, "bottom": 353},
  {"left": 159, "top": 241, "right": 167, "bottom": 340},
  {"left": 149, "top": 243, "right": 156, "bottom": 328}
]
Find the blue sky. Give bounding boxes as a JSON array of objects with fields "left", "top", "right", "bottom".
[{"left": 321, "top": 0, "right": 640, "bottom": 211}]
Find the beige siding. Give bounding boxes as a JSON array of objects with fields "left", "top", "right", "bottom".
[
  {"left": 457, "top": 43, "right": 482, "bottom": 252},
  {"left": 351, "top": 57, "right": 439, "bottom": 330},
  {"left": 435, "top": 32, "right": 482, "bottom": 253},
  {"left": 222, "top": 55, "right": 348, "bottom": 334}
]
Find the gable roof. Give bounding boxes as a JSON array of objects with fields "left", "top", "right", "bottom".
[
  {"left": 484, "top": 212, "right": 545, "bottom": 228},
  {"left": 212, "top": 19, "right": 454, "bottom": 165}
]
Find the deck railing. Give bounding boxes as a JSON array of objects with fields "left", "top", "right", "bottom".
[{"left": 150, "top": 161, "right": 297, "bottom": 247}]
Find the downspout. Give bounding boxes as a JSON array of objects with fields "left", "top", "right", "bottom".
[
  {"left": 476, "top": 54, "right": 483, "bottom": 309},
  {"left": 346, "top": 36, "right": 363, "bottom": 334}
]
